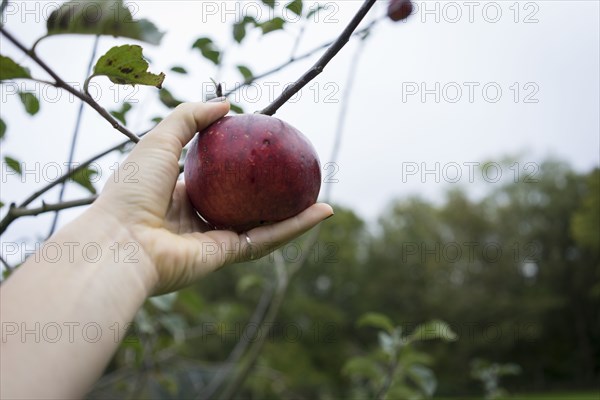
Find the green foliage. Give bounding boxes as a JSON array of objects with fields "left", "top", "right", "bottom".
[
  {"left": 236, "top": 65, "right": 254, "bottom": 83},
  {"left": 357, "top": 312, "right": 394, "bottom": 334},
  {"left": 0, "top": 55, "right": 31, "bottom": 80},
  {"left": 18, "top": 92, "right": 40, "bottom": 116},
  {"left": 571, "top": 168, "right": 600, "bottom": 252},
  {"left": 109, "top": 102, "right": 132, "bottom": 125},
  {"left": 0, "top": 118, "right": 5, "bottom": 140},
  {"left": 233, "top": 16, "right": 257, "bottom": 44},
  {"left": 158, "top": 88, "right": 183, "bottom": 109},
  {"left": 191, "top": 37, "right": 221, "bottom": 65},
  {"left": 46, "top": 0, "right": 163, "bottom": 44},
  {"left": 258, "top": 17, "right": 286, "bottom": 35},
  {"left": 169, "top": 66, "right": 187, "bottom": 74},
  {"left": 470, "top": 358, "right": 522, "bottom": 400},
  {"left": 3, "top": 156, "right": 21, "bottom": 175},
  {"left": 70, "top": 166, "right": 98, "bottom": 194},
  {"left": 286, "top": 0, "right": 304, "bottom": 17},
  {"left": 91, "top": 45, "right": 165, "bottom": 88},
  {"left": 344, "top": 313, "right": 454, "bottom": 398}
]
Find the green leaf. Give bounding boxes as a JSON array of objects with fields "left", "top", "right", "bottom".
[
  {"left": 46, "top": 0, "right": 163, "bottom": 45},
  {"left": 409, "top": 320, "right": 457, "bottom": 342},
  {"left": 151, "top": 116, "right": 163, "bottom": 124},
  {"left": 233, "top": 16, "right": 257, "bottom": 44},
  {"left": 261, "top": 0, "right": 276, "bottom": 8},
  {"left": 357, "top": 312, "right": 395, "bottom": 333},
  {"left": 4, "top": 156, "right": 22, "bottom": 175},
  {"left": 71, "top": 166, "right": 98, "bottom": 194},
  {"left": 109, "top": 102, "right": 132, "bottom": 125},
  {"left": 0, "top": 55, "right": 31, "bottom": 81},
  {"left": 342, "top": 356, "right": 381, "bottom": 381},
  {"left": 236, "top": 274, "right": 263, "bottom": 295},
  {"left": 229, "top": 103, "right": 244, "bottom": 114},
  {"left": 170, "top": 66, "right": 187, "bottom": 74},
  {"left": 18, "top": 92, "right": 40, "bottom": 116},
  {"left": 286, "top": 0, "right": 303, "bottom": 16},
  {"left": 0, "top": 118, "right": 6, "bottom": 141},
  {"left": 159, "top": 88, "right": 183, "bottom": 109},
  {"left": 236, "top": 65, "right": 254, "bottom": 82},
  {"left": 92, "top": 45, "right": 165, "bottom": 88},
  {"left": 0, "top": 201, "right": 4, "bottom": 209},
  {"left": 191, "top": 37, "right": 221, "bottom": 65},
  {"left": 407, "top": 364, "right": 437, "bottom": 397},
  {"left": 259, "top": 17, "right": 285, "bottom": 34},
  {"left": 233, "top": 21, "right": 247, "bottom": 44}
]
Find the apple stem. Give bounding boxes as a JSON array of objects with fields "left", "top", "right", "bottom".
[{"left": 258, "top": 0, "right": 377, "bottom": 116}]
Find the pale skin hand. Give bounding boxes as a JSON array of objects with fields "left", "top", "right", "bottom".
[{"left": 0, "top": 100, "right": 333, "bottom": 399}]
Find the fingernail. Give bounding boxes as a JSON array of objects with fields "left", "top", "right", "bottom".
[
  {"left": 324, "top": 213, "right": 335, "bottom": 221},
  {"left": 208, "top": 96, "right": 226, "bottom": 103}
]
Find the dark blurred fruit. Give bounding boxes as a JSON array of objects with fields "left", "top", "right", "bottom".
[
  {"left": 388, "top": 0, "right": 413, "bottom": 22},
  {"left": 184, "top": 114, "right": 321, "bottom": 233}
]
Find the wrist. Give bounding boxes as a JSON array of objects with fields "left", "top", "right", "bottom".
[{"left": 53, "top": 205, "right": 159, "bottom": 297}]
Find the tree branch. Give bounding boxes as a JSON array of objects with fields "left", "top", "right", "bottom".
[
  {"left": 0, "top": 131, "right": 147, "bottom": 235},
  {"left": 0, "top": 196, "right": 98, "bottom": 233},
  {"left": 259, "top": 0, "right": 377, "bottom": 116},
  {"left": 0, "top": 26, "right": 140, "bottom": 143}
]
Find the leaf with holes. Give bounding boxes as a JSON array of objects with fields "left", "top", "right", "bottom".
[
  {"left": 236, "top": 65, "right": 254, "bottom": 82},
  {"left": 286, "top": 0, "right": 303, "bottom": 16},
  {"left": 0, "top": 55, "right": 31, "bottom": 81},
  {"left": 110, "top": 102, "right": 133, "bottom": 125},
  {"left": 71, "top": 166, "right": 98, "bottom": 194},
  {"left": 46, "top": 0, "right": 163, "bottom": 44},
  {"left": 18, "top": 92, "right": 40, "bottom": 116},
  {"left": 4, "top": 156, "right": 22, "bottom": 176},
  {"left": 92, "top": 45, "right": 165, "bottom": 88},
  {"left": 191, "top": 37, "right": 221, "bottom": 65}
]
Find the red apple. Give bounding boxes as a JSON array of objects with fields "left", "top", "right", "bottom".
[
  {"left": 184, "top": 114, "right": 321, "bottom": 233},
  {"left": 387, "top": 0, "right": 413, "bottom": 22}
]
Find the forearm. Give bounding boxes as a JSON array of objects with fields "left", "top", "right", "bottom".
[{"left": 0, "top": 207, "right": 157, "bottom": 399}]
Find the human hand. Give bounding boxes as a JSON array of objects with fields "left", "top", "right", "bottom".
[{"left": 92, "top": 101, "right": 334, "bottom": 294}]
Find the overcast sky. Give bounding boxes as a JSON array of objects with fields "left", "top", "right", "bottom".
[{"left": 1, "top": 1, "right": 599, "bottom": 252}]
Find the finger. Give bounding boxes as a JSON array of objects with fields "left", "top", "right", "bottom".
[
  {"left": 203, "top": 203, "right": 335, "bottom": 266},
  {"left": 100, "top": 101, "right": 230, "bottom": 220}
]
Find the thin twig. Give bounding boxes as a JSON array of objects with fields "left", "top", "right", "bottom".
[
  {"left": 222, "top": 18, "right": 379, "bottom": 99},
  {"left": 2, "top": 196, "right": 98, "bottom": 225},
  {"left": 218, "top": 252, "right": 289, "bottom": 400},
  {"left": 259, "top": 0, "right": 377, "bottom": 116},
  {"left": 46, "top": 35, "right": 100, "bottom": 239},
  {"left": 198, "top": 280, "right": 276, "bottom": 400},
  {"left": 0, "top": 27, "right": 140, "bottom": 143}
]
